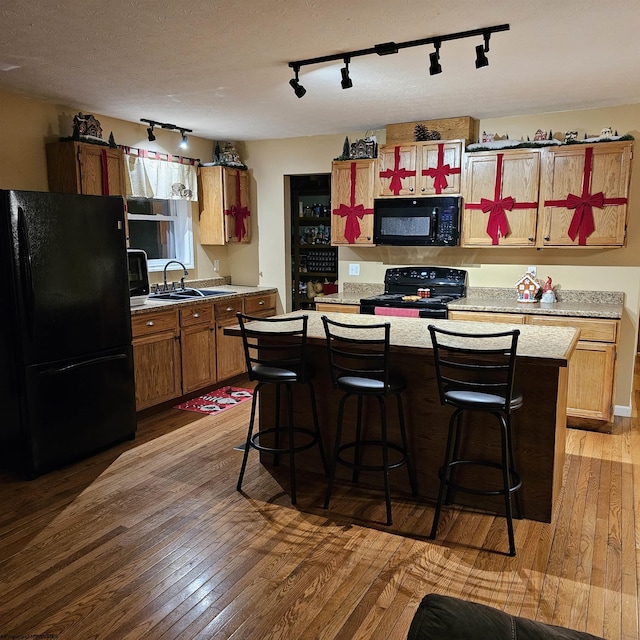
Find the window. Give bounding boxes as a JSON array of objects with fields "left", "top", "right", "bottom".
[{"left": 127, "top": 198, "right": 194, "bottom": 272}]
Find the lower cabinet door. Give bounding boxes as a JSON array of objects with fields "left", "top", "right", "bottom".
[
  {"left": 216, "top": 320, "right": 246, "bottom": 380},
  {"left": 133, "top": 331, "right": 181, "bottom": 410},
  {"left": 181, "top": 324, "right": 216, "bottom": 393},
  {"left": 567, "top": 341, "right": 616, "bottom": 421}
]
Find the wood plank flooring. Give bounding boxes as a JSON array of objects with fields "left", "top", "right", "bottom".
[{"left": 0, "top": 371, "right": 639, "bottom": 639}]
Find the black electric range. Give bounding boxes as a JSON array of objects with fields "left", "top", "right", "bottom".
[{"left": 360, "top": 267, "right": 467, "bottom": 319}]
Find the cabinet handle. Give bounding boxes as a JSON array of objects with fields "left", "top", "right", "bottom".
[
  {"left": 226, "top": 307, "right": 233, "bottom": 312},
  {"left": 146, "top": 320, "right": 155, "bottom": 327},
  {"left": 193, "top": 312, "right": 200, "bottom": 318},
  {"left": 258, "top": 300, "right": 265, "bottom": 305}
]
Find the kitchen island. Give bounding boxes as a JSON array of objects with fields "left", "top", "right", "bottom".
[{"left": 226, "top": 311, "right": 579, "bottom": 523}]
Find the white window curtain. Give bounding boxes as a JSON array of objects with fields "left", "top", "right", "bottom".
[{"left": 123, "top": 150, "right": 199, "bottom": 201}]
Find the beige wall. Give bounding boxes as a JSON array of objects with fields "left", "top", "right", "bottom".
[{"left": 1, "top": 89, "right": 639, "bottom": 413}]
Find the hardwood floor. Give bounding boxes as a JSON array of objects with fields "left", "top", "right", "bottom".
[{"left": 0, "top": 373, "right": 639, "bottom": 639}]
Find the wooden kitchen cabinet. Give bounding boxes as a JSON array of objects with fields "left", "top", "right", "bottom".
[
  {"left": 180, "top": 304, "right": 216, "bottom": 394},
  {"left": 331, "top": 159, "right": 376, "bottom": 246},
  {"left": 46, "top": 141, "right": 127, "bottom": 197},
  {"left": 131, "top": 309, "right": 181, "bottom": 411},
  {"left": 538, "top": 141, "right": 633, "bottom": 247},
  {"left": 461, "top": 149, "right": 541, "bottom": 247},
  {"left": 528, "top": 315, "right": 618, "bottom": 424},
  {"left": 377, "top": 140, "right": 464, "bottom": 197},
  {"left": 244, "top": 292, "right": 276, "bottom": 318},
  {"left": 198, "top": 165, "right": 251, "bottom": 245},
  {"left": 450, "top": 309, "right": 619, "bottom": 427},
  {"left": 214, "top": 298, "right": 246, "bottom": 380}
]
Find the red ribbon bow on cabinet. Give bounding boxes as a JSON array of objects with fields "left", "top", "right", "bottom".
[
  {"left": 379, "top": 146, "right": 416, "bottom": 196},
  {"left": 224, "top": 171, "right": 250, "bottom": 242},
  {"left": 333, "top": 162, "right": 373, "bottom": 244},
  {"left": 422, "top": 143, "right": 460, "bottom": 194}
]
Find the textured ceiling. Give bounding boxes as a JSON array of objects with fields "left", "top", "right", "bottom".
[{"left": 0, "top": 0, "right": 639, "bottom": 141}]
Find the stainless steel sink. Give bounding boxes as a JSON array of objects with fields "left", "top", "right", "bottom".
[{"left": 150, "top": 288, "right": 234, "bottom": 301}]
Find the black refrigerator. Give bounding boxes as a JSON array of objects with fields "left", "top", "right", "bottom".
[{"left": 0, "top": 190, "right": 137, "bottom": 478}]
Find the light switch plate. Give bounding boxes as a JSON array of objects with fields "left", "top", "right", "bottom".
[
  {"left": 214, "top": 259, "right": 220, "bottom": 272},
  {"left": 349, "top": 263, "right": 360, "bottom": 276}
]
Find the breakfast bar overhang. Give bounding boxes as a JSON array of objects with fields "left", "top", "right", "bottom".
[{"left": 226, "top": 311, "right": 579, "bottom": 523}]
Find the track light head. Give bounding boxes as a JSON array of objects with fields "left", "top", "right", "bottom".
[
  {"left": 289, "top": 65, "right": 306, "bottom": 98},
  {"left": 340, "top": 58, "right": 352, "bottom": 89},
  {"left": 429, "top": 42, "right": 442, "bottom": 76},
  {"left": 475, "top": 43, "right": 489, "bottom": 68},
  {"left": 147, "top": 125, "right": 156, "bottom": 142},
  {"left": 179, "top": 129, "right": 188, "bottom": 149}
]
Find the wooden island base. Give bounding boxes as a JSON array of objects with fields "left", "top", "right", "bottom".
[{"left": 255, "top": 328, "right": 574, "bottom": 524}]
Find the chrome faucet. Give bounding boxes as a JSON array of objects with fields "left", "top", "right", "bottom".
[{"left": 162, "top": 260, "right": 188, "bottom": 291}]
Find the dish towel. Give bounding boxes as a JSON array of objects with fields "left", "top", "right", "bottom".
[{"left": 374, "top": 307, "right": 420, "bottom": 318}]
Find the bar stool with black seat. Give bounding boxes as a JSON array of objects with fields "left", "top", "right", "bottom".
[
  {"left": 428, "top": 324, "right": 523, "bottom": 556},
  {"left": 321, "top": 315, "right": 418, "bottom": 526},
  {"left": 235, "top": 313, "right": 328, "bottom": 505}
]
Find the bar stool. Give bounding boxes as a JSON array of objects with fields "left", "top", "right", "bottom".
[
  {"left": 236, "top": 313, "right": 328, "bottom": 505},
  {"left": 321, "top": 315, "right": 418, "bottom": 526},
  {"left": 428, "top": 324, "right": 523, "bottom": 556}
]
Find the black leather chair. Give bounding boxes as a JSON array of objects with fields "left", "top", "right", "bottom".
[
  {"left": 428, "top": 324, "right": 523, "bottom": 556},
  {"left": 236, "top": 313, "right": 328, "bottom": 505},
  {"left": 321, "top": 315, "right": 417, "bottom": 525}
]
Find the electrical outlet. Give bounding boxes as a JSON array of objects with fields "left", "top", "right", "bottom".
[
  {"left": 348, "top": 263, "right": 360, "bottom": 276},
  {"left": 528, "top": 266, "right": 537, "bottom": 277}
]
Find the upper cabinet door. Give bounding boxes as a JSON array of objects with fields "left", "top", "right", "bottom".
[
  {"left": 538, "top": 141, "right": 633, "bottom": 247},
  {"left": 417, "top": 140, "right": 463, "bottom": 196},
  {"left": 377, "top": 144, "right": 417, "bottom": 196},
  {"left": 461, "top": 149, "right": 540, "bottom": 247},
  {"left": 222, "top": 168, "right": 251, "bottom": 244},
  {"left": 198, "top": 166, "right": 251, "bottom": 245},
  {"left": 331, "top": 159, "right": 375, "bottom": 246}
]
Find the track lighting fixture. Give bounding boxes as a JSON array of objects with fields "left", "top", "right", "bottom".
[
  {"left": 429, "top": 41, "right": 442, "bottom": 76},
  {"left": 340, "top": 57, "right": 353, "bottom": 89},
  {"left": 475, "top": 44, "right": 489, "bottom": 68},
  {"left": 289, "top": 65, "right": 306, "bottom": 98},
  {"left": 287, "top": 23, "right": 508, "bottom": 95},
  {"left": 140, "top": 119, "right": 193, "bottom": 147}
]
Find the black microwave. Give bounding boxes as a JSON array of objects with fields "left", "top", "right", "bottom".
[
  {"left": 127, "top": 248, "right": 150, "bottom": 306},
  {"left": 373, "top": 196, "right": 460, "bottom": 246}
]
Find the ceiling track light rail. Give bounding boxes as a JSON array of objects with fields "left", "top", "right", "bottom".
[
  {"left": 287, "top": 23, "right": 509, "bottom": 96},
  {"left": 140, "top": 119, "right": 193, "bottom": 147}
]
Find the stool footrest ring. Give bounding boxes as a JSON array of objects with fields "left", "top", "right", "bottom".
[
  {"left": 337, "top": 440, "right": 408, "bottom": 473},
  {"left": 439, "top": 459, "right": 522, "bottom": 497},
  {"left": 250, "top": 427, "right": 319, "bottom": 455}
]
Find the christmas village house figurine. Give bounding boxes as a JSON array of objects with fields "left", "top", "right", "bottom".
[{"left": 515, "top": 271, "right": 541, "bottom": 302}]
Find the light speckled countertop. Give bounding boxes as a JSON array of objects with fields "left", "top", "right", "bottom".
[
  {"left": 320, "top": 284, "right": 624, "bottom": 320},
  {"left": 244, "top": 311, "right": 578, "bottom": 367},
  {"left": 130, "top": 282, "right": 277, "bottom": 316}
]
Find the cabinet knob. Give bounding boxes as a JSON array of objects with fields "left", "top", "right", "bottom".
[
  {"left": 226, "top": 307, "right": 233, "bottom": 312},
  {"left": 528, "top": 237, "right": 534, "bottom": 242},
  {"left": 258, "top": 300, "right": 265, "bottom": 305},
  {"left": 544, "top": 236, "right": 550, "bottom": 241},
  {"left": 408, "top": 187, "right": 414, "bottom": 192},
  {"left": 146, "top": 320, "right": 155, "bottom": 327},
  {"left": 420, "top": 187, "right": 425, "bottom": 192},
  {"left": 193, "top": 312, "right": 200, "bottom": 318}
]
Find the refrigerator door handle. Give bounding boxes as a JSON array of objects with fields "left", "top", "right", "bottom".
[
  {"left": 17, "top": 206, "right": 35, "bottom": 336},
  {"left": 41, "top": 353, "right": 128, "bottom": 376}
]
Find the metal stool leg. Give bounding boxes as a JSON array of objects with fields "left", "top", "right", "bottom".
[
  {"left": 395, "top": 392, "right": 418, "bottom": 496},
  {"left": 352, "top": 394, "right": 364, "bottom": 484},
  {"left": 286, "top": 383, "right": 297, "bottom": 506},
  {"left": 324, "top": 393, "right": 348, "bottom": 510},
  {"left": 378, "top": 395, "right": 393, "bottom": 526},
  {"left": 237, "top": 382, "right": 262, "bottom": 492},
  {"left": 498, "top": 413, "right": 516, "bottom": 556},
  {"left": 308, "top": 381, "right": 329, "bottom": 476}
]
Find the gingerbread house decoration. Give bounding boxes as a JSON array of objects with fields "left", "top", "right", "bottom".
[{"left": 514, "top": 272, "right": 541, "bottom": 302}]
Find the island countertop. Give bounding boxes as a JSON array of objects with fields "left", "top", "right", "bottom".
[{"left": 253, "top": 311, "right": 579, "bottom": 367}]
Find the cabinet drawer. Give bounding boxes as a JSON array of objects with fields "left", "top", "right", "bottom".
[
  {"left": 180, "top": 304, "right": 213, "bottom": 327},
  {"left": 131, "top": 310, "right": 178, "bottom": 338},
  {"left": 244, "top": 292, "right": 276, "bottom": 316},
  {"left": 214, "top": 298, "right": 244, "bottom": 324},
  {"left": 528, "top": 316, "right": 618, "bottom": 342},
  {"left": 448, "top": 310, "right": 527, "bottom": 324}
]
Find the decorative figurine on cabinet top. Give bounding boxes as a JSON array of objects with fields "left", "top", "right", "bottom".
[{"left": 514, "top": 270, "right": 541, "bottom": 303}]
